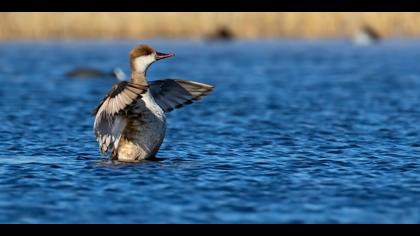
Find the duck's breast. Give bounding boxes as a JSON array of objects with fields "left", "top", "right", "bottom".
[{"left": 118, "top": 91, "right": 166, "bottom": 161}]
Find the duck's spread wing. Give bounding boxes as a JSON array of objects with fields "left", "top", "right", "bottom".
[
  {"left": 149, "top": 79, "right": 213, "bottom": 112},
  {"left": 93, "top": 81, "right": 148, "bottom": 155}
]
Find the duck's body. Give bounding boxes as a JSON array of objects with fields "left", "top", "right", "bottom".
[
  {"left": 92, "top": 45, "right": 213, "bottom": 162},
  {"left": 66, "top": 67, "right": 126, "bottom": 81},
  {"left": 116, "top": 90, "right": 166, "bottom": 161}
]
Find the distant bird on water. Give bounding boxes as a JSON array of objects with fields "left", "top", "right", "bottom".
[
  {"left": 65, "top": 67, "right": 126, "bottom": 81},
  {"left": 206, "top": 26, "right": 235, "bottom": 41},
  {"left": 92, "top": 44, "right": 213, "bottom": 162},
  {"left": 352, "top": 25, "right": 382, "bottom": 46}
]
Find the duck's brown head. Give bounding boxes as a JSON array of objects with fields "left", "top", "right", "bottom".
[{"left": 130, "top": 44, "right": 175, "bottom": 73}]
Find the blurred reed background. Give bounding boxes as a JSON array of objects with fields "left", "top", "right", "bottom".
[{"left": 0, "top": 12, "right": 418, "bottom": 40}]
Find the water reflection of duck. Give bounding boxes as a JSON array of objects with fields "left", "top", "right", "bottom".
[
  {"left": 92, "top": 45, "right": 213, "bottom": 162},
  {"left": 65, "top": 67, "right": 126, "bottom": 81},
  {"left": 352, "top": 25, "right": 381, "bottom": 46}
]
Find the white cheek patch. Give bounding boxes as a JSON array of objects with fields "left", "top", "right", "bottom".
[{"left": 134, "top": 54, "right": 156, "bottom": 73}]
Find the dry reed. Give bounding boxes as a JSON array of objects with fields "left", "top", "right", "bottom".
[{"left": 0, "top": 12, "right": 419, "bottom": 40}]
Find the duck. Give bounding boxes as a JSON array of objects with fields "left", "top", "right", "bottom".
[
  {"left": 206, "top": 26, "right": 235, "bottom": 41},
  {"left": 352, "top": 25, "right": 381, "bottom": 46},
  {"left": 66, "top": 67, "right": 126, "bottom": 81},
  {"left": 92, "top": 44, "right": 213, "bottom": 162}
]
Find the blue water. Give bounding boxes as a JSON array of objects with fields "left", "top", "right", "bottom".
[{"left": 1, "top": 39, "right": 420, "bottom": 223}]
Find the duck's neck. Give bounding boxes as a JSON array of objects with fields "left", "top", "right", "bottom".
[{"left": 131, "top": 72, "right": 148, "bottom": 86}]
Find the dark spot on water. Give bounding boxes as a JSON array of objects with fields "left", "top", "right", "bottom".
[{"left": 147, "top": 157, "right": 165, "bottom": 162}]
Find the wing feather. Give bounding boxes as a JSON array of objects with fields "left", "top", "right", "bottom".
[
  {"left": 149, "top": 79, "right": 213, "bottom": 113},
  {"left": 92, "top": 81, "right": 148, "bottom": 155}
]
